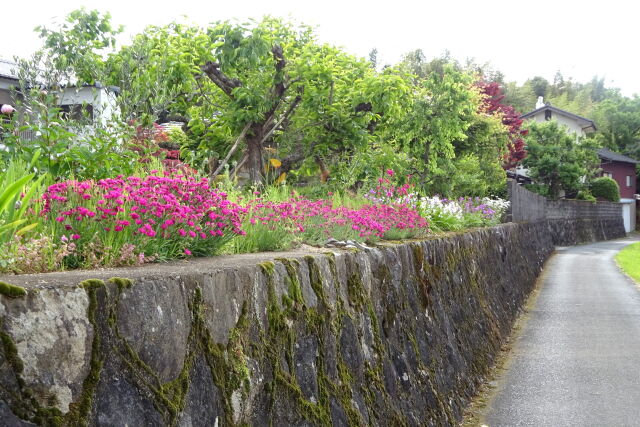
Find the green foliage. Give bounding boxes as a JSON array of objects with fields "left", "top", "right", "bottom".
[
  {"left": 36, "top": 8, "right": 122, "bottom": 84},
  {"left": 616, "top": 242, "right": 640, "bottom": 283},
  {"left": 1, "top": 51, "right": 141, "bottom": 181},
  {"left": 590, "top": 177, "right": 620, "bottom": 202},
  {"left": 576, "top": 190, "right": 596, "bottom": 202},
  {"left": 396, "top": 62, "right": 479, "bottom": 181},
  {"left": 0, "top": 157, "right": 46, "bottom": 244},
  {"left": 591, "top": 96, "right": 640, "bottom": 160},
  {"left": 429, "top": 154, "right": 506, "bottom": 197},
  {"left": 523, "top": 121, "right": 599, "bottom": 198},
  {"left": 166, "top": 128, "right": 189, "bottom": 145}
]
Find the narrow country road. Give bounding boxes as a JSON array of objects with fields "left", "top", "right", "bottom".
[{"left": 482, "top": 235, "right": 640, "bottom": 427}]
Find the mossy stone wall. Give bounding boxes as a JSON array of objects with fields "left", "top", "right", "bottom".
[{"left": 0, "top": 219, "right": 624, "bottom": 426}]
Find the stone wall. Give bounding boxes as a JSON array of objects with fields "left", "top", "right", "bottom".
[{"left": 0, "top": 219, "right": 625, "bottom": 426}]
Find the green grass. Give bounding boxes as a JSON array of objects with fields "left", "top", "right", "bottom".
[{"left": 616, "top": 242, "right": 640, "bottom": 283}]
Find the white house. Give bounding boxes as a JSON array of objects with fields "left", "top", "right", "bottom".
[
  {"left": 0, "top": 58, "right": 119, "bottom": 132},
  {"left": 520, "top": 97, "right": 597, "bottom": 137}
]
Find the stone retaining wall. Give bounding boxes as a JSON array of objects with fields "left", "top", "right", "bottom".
[{"left": 0, "top": 219, "right": 625, "bottom": 426}]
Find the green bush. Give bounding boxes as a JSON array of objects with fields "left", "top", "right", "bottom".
[
  {"left": 591, "top": 177, "right": 620, "bottom": 202},
  {"left": 576, "top": 190, "right": 596, "bottom": 202}
]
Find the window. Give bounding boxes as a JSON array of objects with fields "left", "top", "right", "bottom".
[
  {"left": 603, "top": 172, "right": 613, "bottom": 178},
  {"left": 627, "top": 176, "right": 632, "bottom": 187},
  {"left": 60, "top": 104, "right": 94, "bottom": 122},
  {"left": 545, "top": 109, "right": 552, "bottom": 120}
]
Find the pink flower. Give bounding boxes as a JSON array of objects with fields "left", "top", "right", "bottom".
[
  {"left": 386, "top": 169, "right": 394, "bottom": 176},
  {"left": 71, "top": 234, "right": 81, "bottom": 240},
  {"left": 184, "top": 248, "right": 192, "bottom": 256}
]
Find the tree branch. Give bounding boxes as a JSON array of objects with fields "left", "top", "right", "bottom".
[
  {"left": 230, "top": 154, "right": 248, "bottom": 179},
  {"left": 201, "top": 62, "right": 242, "bottom": 99},
  {"left": 211, "top": 122, "right": 252, "bottom": 178},
  {"left": 260, "top": 95, "right": 303, "bottom": 145}
]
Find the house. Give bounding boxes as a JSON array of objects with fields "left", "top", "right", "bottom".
[
  {"left": 0, "top": 58, "right": 119, "bottom": 133},
  {"left": 520, "top": 98, "right": 637, "bottom": 232},
  {"left": 598, "top": 147, "right": 638, "bottom": 232},
  {"left": 520, "top": 97, "right": 597, "bottom": 137},
  {"left": 515, "top": 98, "right": 599, "bottom": 194},
  {"left": 514, "top": 97, "right": 599, "bottom": 186}
]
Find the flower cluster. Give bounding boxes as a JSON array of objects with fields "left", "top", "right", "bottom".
[
  {"left": 419, "top": 195, "right": 464, "bottom": 219},
  {"left": 42, "top": 172, "right": 246, "bottom": 262},
  {"left": 417, "top": 195, "right": 508, "bottom": 231},
  {"left": 39, "top": 171, "right": 430, "bottom": 265},
  {"left": 245, "top": 197, "right": 428, "bottom": 239},
  {"left": 364, "top": 174, "right": 414, "bottom": 206}
]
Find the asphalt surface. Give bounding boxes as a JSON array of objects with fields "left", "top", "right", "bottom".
[{"left": 482, "top": 235, "right": 640, "bottom": 427}]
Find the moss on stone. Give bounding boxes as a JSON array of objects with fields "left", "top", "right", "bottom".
[
  {"left": 305, "top": 256, "right": 328, "bottom": 307},
  {"left": 66, "top": 279, "right": 105, "bottom": 426},
  {"left": 259, "top": 261, "right": 275, "bottom": 276},
  {"left": 196, "top": 286, "right": 255, "bottom": 425},
  {"left": 276, "top": 258, "right": 305, "bottom": 308},
  {"left": 0, "top": 281, "right": 27, "bottom": 298},
  {"left": 335, "top": 356, "right": 365, "bottom": 425},
  {"left": 79, "top": 279, "right": 105, "bottom": 291},
  {"left": 346, "top": 274, "right": 366, "bottom": 310},
  {"left": 0, "top": 319, "right": 76, "bottom": 424},
  {"left": 108, "top": 277, "right": 133, "bottom": 291},
  {"left": 226, "top": 301, "right": 251, "bottom": 393},
  {"left": 0, "top": 330, "right": 23, "bottom": 375}
]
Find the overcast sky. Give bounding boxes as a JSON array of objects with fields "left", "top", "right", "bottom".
[{"left": 3, "top": 0, "right": 639, "bottom": 102}]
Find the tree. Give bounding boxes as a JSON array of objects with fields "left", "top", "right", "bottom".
[
  {"left": 592, "top": 95, "right": 640, "bottom": 160},
  {"left": 476, "top": 81, "right": 527, "bottom": 169},
  {"left": 36, "top": 8, "right": 122, "bottom": 85},
  {"left": 523, "top": 121, "right": 599, "bottom": 198},
  {"left": 393, "top": 61, "right": 479, "bottom": 187},
  {"left": 528, "top": 76, "right": 550, "bottom": 97}
]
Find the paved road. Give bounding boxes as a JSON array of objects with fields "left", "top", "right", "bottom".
[{"left": 483, "top": 235, "right": 640, "bottom": 427}]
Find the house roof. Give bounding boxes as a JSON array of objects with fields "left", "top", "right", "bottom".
[
  {"left": 520, "top": 104, "right": 597, "bottom": 132},
  {"left": 598, "top": 148, "right": 639, "bottom": 164},
  {"left": 0, "top": 58, "right": 120, "bottom": 95},
  {"left": 0, "top": 59, "right": 19, "bottom": 81}
]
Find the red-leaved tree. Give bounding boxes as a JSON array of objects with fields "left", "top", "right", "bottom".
[{"left": 477, "top": 81, "right": 527, "bottom": 169}]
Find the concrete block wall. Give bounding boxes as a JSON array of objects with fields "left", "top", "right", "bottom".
[{"left": 508, "top": 180, "right": 624, "bottom": 225}]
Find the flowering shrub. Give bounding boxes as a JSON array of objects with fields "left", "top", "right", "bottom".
[
  {"left": 364, "top": 173, "right": 414, "bottom": 206},
  {"left": 41, "top": 172, "right": 246, "bottom": 267},
  {"left": 236, "top": 196, "right": 428, "bottom": 252},
  {"left": 31, "top": 172, "right": 430, "bottom": 266},
  {"left": 0, "top": 234, "right": 76, "bottom": 274},
  {"left": 418, "top": 196, "right": 508, "bottom": 231},
  {"left": 0, "top": 164, "right": 510, "bottom": 273}
]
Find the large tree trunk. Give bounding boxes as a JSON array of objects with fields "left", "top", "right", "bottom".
[
  {"left": 246, "top": 123, "right": 266, "bottom": 185},
  {"left": 315, "top": 155, "right": 330, "bottom": 182}
]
